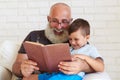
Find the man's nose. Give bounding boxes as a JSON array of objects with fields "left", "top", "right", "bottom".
[{"left": 57, "top": 23, "right": 63, "bottom": 29}]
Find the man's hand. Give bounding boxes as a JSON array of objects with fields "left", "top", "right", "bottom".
[
  {"left": 21, "top": 60, "right": 39, "bottom": 77},
  {"left": 58, "top": 57, "right": 85, "bottom": 75},
  {"left": 72, "top": 54, "right": 87, "bottom": 60}
]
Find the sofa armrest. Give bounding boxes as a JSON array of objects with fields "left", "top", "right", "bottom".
[
  {"left": 83, "top": 72, "right": 111, "bottom": 80},
  {"left": 11, "top": 74, "right": 20, "bottom": 80},
  {"left": 0, "top": 66, "right": 12, "bottom": 80}
]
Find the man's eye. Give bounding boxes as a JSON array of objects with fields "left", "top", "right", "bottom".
[
  {"left": 52, "top": 20, "right": 58, "bottom": 22},
  {"left": 62, "top": 20, "right": 69, "bottom": 24},
  {"left": 51, "top": 18, "right": 59, "bottom": 23}
]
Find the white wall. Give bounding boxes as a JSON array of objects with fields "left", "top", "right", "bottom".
[{"left": 0, "top": 0, "right": 120, "bottom": 79}]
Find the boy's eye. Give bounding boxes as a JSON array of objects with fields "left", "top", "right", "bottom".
[
  {"left": 68, "top": 38, "right": 72, "bottom": 41},
  {"left": 74, "top": 38, "right": 79, "bottom": 41}
]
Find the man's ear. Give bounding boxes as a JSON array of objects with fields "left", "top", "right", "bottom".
[{"left": 47, "top": 16, "right": 50, "bottom": 22}]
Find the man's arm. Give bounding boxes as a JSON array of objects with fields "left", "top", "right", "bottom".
[
  {"left": 22, "top": 74, "right": 38, "bottom": 80},
  {"left": 12, "top": 54, "right": 28, "bottom": 77},
  {"left": 12, "top": 53, "right": 39, "bottom": 77}
]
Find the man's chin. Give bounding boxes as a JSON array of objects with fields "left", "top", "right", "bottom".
[{"left": 45, "top": 26, "right": 69, "bottom": 43}]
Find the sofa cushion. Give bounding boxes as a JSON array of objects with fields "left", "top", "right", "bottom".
[
  {"left": 0, "top": 40, "right": 20, "bottom": 72},
  {"left": 83, "top": 72, "right": 111, "bottom": 80},
  {"left": 0, "top": 66, "right": 12, "bottom": 80}
]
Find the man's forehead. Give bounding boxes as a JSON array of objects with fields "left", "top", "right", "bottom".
[
  {"left": 50, "top": 11, "right": 71, "bottom": 20},
  {"left": 50, "top": 17, "right": 70, "bottom": 21},
  {"left": 49, "top": 5, "right": 71, "bottom": 18}
]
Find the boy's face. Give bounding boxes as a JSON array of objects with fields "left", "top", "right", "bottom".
[{"left": 69, "top": 29, "right": 90, "bottom": 49}]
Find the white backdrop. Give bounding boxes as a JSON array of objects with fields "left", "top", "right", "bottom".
[{"left": 0, "top": 0, "right": 120, "bottom": 79}]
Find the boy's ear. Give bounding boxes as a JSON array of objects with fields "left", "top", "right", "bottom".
[{"left": 86, "top": 35, "right": 90, "bottom": 40}]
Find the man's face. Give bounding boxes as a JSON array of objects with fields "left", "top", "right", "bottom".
[
  {"left": 45, "top": 16, "right": 72, "bottom": 43},
  {"left": 45, "top": 4, "right": 72, "bottom": 43},
  {"left": 48, "top": 8, "right": 72, "bottom": 35}
]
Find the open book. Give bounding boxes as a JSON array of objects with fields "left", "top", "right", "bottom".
[{"left": 23, "top": 41, "right": 71, "bottom": 72}]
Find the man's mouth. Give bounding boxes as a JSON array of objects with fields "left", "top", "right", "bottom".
[{"left": 53, "top": 28, "right": 64, "bottom": 35}]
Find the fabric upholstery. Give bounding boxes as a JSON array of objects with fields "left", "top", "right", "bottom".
[{"left": 0, "top": 40, "right": 19, "bottom": 72}]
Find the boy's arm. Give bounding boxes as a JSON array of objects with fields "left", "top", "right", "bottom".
[{"left": 73, "top": 54, "right": 104, "bottom": 72}]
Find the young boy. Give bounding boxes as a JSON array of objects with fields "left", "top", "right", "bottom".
[
  {"left": 68, "top": 18, "right": 104, "bottom": 73},
  {"left": 38, "top": 18, "right": 104, "bottom": 80}
]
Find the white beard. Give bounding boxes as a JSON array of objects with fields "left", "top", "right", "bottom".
[{"left": 45, "top": 26, "right": 68, "bottom": 43}]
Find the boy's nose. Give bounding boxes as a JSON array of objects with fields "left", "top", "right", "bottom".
[{"left": 71, "top": 40, "right": 76, "bottom": 45}]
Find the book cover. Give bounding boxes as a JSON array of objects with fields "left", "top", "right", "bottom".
[{"left": 23, "top": 41, "right": 71, "bottom": 72}]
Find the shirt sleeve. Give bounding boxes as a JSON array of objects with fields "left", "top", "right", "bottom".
[
  {"left": 18, "top": 32, "right": 32, "bottom": 54},
  {"left": 89, "top": 46, "right": 103, "bottom": 59}
]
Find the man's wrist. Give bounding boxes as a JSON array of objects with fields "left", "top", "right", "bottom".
[{"left": 19, "top": 69, "right": 23, "bottom": 78}]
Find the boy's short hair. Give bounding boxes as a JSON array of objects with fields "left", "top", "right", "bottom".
[{"left": 68, "top": 18, "right": 90, "bottom": 37}]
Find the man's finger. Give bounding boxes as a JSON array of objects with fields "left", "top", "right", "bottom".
[
  {"left": 59, "top": 68, "right": 74, "bottom": 75},
  {"left": 24, "top": 60, "right": 37, "bottom": 65},
  {"left": 33, "top": 66, "right": 39, "bottom": 70}
]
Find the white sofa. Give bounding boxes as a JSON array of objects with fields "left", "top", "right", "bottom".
[{"left": 0, "top": 40, "right": 111, "bottom": 80}]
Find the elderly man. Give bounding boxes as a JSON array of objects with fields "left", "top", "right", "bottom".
[{"left": 12, "top": 3, "right": 110, "bottom": 80}]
